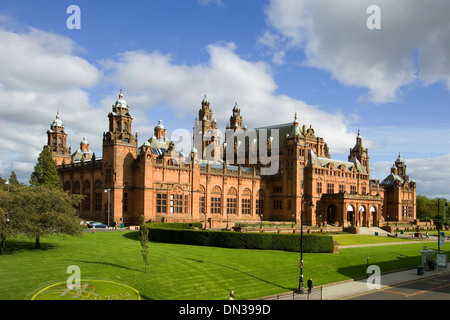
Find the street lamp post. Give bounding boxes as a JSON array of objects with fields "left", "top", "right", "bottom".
[
  {"left": 437, "top": 198, "right": 448, "bottom": 252},
  {"left": 226, "top": 213, "right": 229, "bottom": 230},
  {"left": 104, "top": 188, "right": 110, "bottom": 228},
  {"left": 298, "top": 198, "right": 314, "bottom": 293},
  {"left": 204, "top": 212, "right": 207, "bottom": 230}
]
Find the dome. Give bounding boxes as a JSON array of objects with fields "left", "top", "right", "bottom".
[
  {"left": 114, "top": 91, "right": 128, "bottom": 108},
  {"left": 52, "top": 113, "right": 63, "bottom": 127},
  {"left": 154, "top": 119, "right": 165, "bottom": 130},
  {"left": 395, "top": 153, "right": 404, "bottom": 164},
  {"left": 81, "top": 136, "right": 89, "bottom": 145}
]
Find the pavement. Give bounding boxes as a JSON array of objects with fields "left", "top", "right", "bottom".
[
  {"left": 257, "top": 265, "right": 450, "bottom": 300},
  {"left": 258, "top": 229, "right": 450, "bottom": 300}
]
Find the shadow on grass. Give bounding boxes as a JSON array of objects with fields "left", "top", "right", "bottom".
[
  {"left": 337, "top": 256, "right": 422, "bottom": 280},
  {"left": 182, "top": 257, "right": 295, "bottom": 292},
  {"left": 1, "top": 239, "right": 59, "bottom": 254},
  {"left": 73, "top": 260, "right": 144, "bottom": 273},
  {"left": 122, "top": 231, "right": 140, "bottom": 241}
]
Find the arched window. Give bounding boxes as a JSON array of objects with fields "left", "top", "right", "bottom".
[
  {"left": 64, "top": 181, "right": 71, "bottom": 192},
  {"left": 73, "top": 181, "right": 80, "bottom": 194},
  {"left": 210, "top": 186, "right": 222, "bottom": 215},
  {"left": 95, "top": 180, "right": 102, "bottom": 212},
  {"left": 256, "top": 189, "right": 264, "bottom": 217},
  {"left": 241, "top": 188, "right": 251, "bottom": 215},
  {"left": 83, "top": 181, "right": 91, "bottom": 211},
  {"left": 227, "top": 187, "right": 237, "bottom": 215},
  {"left": 170, "top": 187, "right": 186, "bottom": 214}
]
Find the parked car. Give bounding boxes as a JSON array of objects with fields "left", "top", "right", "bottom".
[{"left": 86, "top": 221, "right": 108, "bottom": 228}]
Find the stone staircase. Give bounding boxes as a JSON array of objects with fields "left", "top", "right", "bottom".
[{"left": 359, "top": 226, "right": 389, "bottom": 235}]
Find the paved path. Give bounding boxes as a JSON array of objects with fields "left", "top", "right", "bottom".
[{"left": 257, "top": 235, "right": 450, "bottom": 300}]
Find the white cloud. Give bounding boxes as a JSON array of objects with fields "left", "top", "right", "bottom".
[
  {"left": 0, "top": 27, "right": 102, "bottom": 183},
  {"left": 371, "top": 154, "right": 450, "bottom": 199},
  {"left": 261, "top": 0, "right": 450, "bottom": 104},
  {"left": 197, "top": 0, "right": 223, "bottom": 7},
  {"left": 100, "top": 42, "right": 358, "bottom": 154},
  {"left": 0, "top": 27, "right": 100, "bottom": 91}
]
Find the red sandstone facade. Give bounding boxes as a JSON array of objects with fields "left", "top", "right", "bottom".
[{"left": 45, "top": 92, "right": 416, "bottom": 228}]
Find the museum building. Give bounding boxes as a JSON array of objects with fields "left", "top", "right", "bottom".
[{"left": 45, "top": 92, "right": 417, "bottom": 228}]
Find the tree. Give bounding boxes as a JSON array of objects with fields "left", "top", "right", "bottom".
[
  {"left": 29, "top": 148, "right": 62, "bottom": 190},
  {"left": 8, "top": 171, "right": 19, "bottom": 185},
  {"left": 1, "top": 185, "right": 83, "bottom": 250},
  {"left": 139, "top": 216, "right": 150, "bottom": 273},
  {"left": 0, "top": 189, "right": 16, "bottom": 254}
]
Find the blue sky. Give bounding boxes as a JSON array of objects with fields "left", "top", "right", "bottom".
[{"left": 1, "top": 0, "right": 450, "bottom": 198}]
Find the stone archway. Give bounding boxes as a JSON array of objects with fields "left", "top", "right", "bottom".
[
  {"left": 327, "top": 204, "right": 338, "bottom": 226},
  {"left": 370, "top": 206, "right": 377, "bottom": 227},
  {"left": 359, "top": 205, "right": 367, "bottom": 227},
  {"left": 347, "top": 205, "right": 355, "bottom": 226}
]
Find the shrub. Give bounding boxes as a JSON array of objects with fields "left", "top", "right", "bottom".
[{"left": 145, "top": 225, "right": 334, "bottom": 253}]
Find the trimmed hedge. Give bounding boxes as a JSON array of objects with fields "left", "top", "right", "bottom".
[
  {"left": 147, "top": 222, "right": 203, "bottom": 230},
  {"left": 145, "top": 224, "right": 334, "bottom": 253}
]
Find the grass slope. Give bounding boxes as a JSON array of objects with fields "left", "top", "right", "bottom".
[{"left": 0, "top": 231, "right": 444, "bottom": 300}]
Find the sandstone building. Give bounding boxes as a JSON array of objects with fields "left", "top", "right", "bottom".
[{"left": 45, "top": 91, "right": 416, "bottom": 228}]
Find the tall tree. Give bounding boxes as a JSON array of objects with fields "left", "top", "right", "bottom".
[
  {"left": 29, "top": 148, "right": 62, "bottom": 190},
  {"left": 139, "top": 216, "right": 150, "bottom": 273},
  {"left": 8, "top": 171, "right": 19, "bottom": 185}
]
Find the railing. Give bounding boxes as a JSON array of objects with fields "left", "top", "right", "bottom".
[{"left": 259, "top": 287, "right": 323, "bottom": 300}]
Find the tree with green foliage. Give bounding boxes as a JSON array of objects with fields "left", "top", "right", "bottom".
[
  {"left": 8, "top": 171, "right": 19, "bottom": 185},
  {"left": 139, "top": 216, "right": 150, "bottom": 273},
  {"left": 0, "top": 184, "right": 83, "bottom": 250},
  {"left": 0, "top": 189, "right": 16, "bottom": 254},
  {"left": 29, "top": 148, "right": 62, "bottom": 190},
  {"left": 416, "top": 195, "right": 450, "bottom": 224}
]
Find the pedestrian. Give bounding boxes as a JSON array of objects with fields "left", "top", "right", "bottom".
[
  {"left": 229, "top": 290, "right": 235, "bottom": 300},
  {"left": 307, "top": 278, "right": 313, "bottom": 294},
  {"left": 113, "top": 221, "right": 117, "bottom": 230}
]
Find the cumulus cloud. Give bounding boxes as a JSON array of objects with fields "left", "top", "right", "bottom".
[
  {"left": 0, "top": 27, "right": 102, "bottom": 183},
  {"left": 100, "top": 42, "right": 357, "bottom": 154},
  {"left": 261, "top": 0, "right": 450, "bottom": 104},
  {"left": 371, "top": 154, "right": 450, "bottom": 199},
  {"left": 0, "top": 28, "right": 100, "bottom": 91},
  {"left": 0, "top": 25, "right": 358, "bottom": 183}
]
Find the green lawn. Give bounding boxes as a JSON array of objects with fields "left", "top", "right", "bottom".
[
  {"left": 332, "top": 234, "right": 413, "bottom": 246},
  {"left": 0, "top": 231, "right": 444, "bottom": 300}
]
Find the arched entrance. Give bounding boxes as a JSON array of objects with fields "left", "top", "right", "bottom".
[
  {"left": 359, "top": 205, "right": 366, "bottom": 227},
  {"left": 347, "top": 205, "right": 355, "bottom": 226},
  {"left": 370, "top": 206, "right": 377, "bottom": 227},
  {"left": 327, "top": 204, "right": 338, "bottom": 226}
]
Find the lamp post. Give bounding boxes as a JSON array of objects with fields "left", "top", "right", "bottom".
[
  {"left": 226, "top": 212, "right": 229, "bottom": 230},
  {"left": 104, "top": 188, "right": 110, "bottom": 228},
  {"left": 437, "top": 198, "right": 448, "bottom": 252},
  {"left": 204, "top": 212, "right": 207, "bottom": 230},
  {"left": 260, "top": 213, "right": 263, "bottom": 229},
  {"left": 298, "top": 198, "right": 314, "bottom": 293}
]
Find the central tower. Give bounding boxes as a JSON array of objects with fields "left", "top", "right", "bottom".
[{"left": 102, "top": 90, "right": 138, "bottom": 226}]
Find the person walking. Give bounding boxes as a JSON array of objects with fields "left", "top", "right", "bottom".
[{"left": 307, "top": 278, "right": 313, "bottom": 294}]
